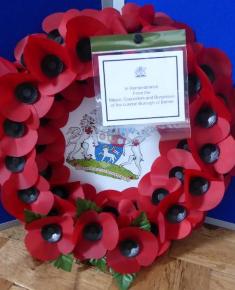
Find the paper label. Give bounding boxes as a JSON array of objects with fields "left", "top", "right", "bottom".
[{"left": 98, "top": 50, "right": 186, "bottom": 126}]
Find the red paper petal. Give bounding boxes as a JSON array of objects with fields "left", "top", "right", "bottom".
[
  {"left": 99, "top": 213, "right": 119, "bottom": 250},
  {"left": 42, "top": 12, "right": 64, "bottom": 33},
  {"left": 107, "top": 247, "right": 140, "bottom": 274},
  {"left": 215, "top": 136, "right": 235, "bottom": 174},
  {"left": 0, "top": 129, "right": 38, "bottom": 157}
]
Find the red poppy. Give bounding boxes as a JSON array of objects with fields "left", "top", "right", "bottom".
[
  {"left": 121, "top": 3, "right": 155, "bottom": 33},
  {"left": 14, "top": 34, "right": 47, "bottom": 65},
  {"left": 73, "top": 210, "right": 119, "bottom": 260},
  {"left": 0, "top": 113, "right": 38, "bottom": 157},
  {"left": 36, "top": 131, "right": 65, "bottom": 164},
  {"left": 0, "top": 72, "right": 54, "bottom": 122},
  {"left": 159, "top": 138, "right": 190, "bottom": 156},
  {"left": 61, "top": 79, "right": 95, "bottom": 102},
  {"left": 45, "top": 90, "right": 82, "bottom": 120},
  {"left": 147, "top": 215, "right": 171, "bottom": 257},
  {"left": 138, "top": 173, "right": 181, "bottom": 216},
  {"left": 187, "top": 48, "right": 215, "bottom": 103},
  {"left": 95, "top": 189, "right": 139, "bottom": 224},
  {"left": 38, "top": 160, "right": 70, "bottom": 185},
  {"left": 189, "top": 134, "right": 235, "bottom": 175},
  {"left": 47, "top": 195, "right": 76, "bottom": 217},
  {"left": 81, "top": 183, "right": 97, "bottom": 201},
  {"left": 183, "top": 169, "right": 225, "bottom": 211},
  {"left": 42, "top": 12, "right": 64, "bottom": 44},
  {"left": 65, "top": 15, "right": 110, "bottom": 80},
  {"left": 153, "top": 12, "right": 173, "bottom": 26},
  {"left": 49, "top": 181, "right": 84, "bottom": 204},
  {"left": 106, "top": 227, "right": 158, "bottom": 274},
  {"left": 0, "top": 149, "right": 38, "bottom": 188},
  {"left": 25, "top": 215, "right": 75, "bottom": 261},
  {"left": 58, "top": 9, "right": 80, "bottom": 39},
  {"left": 0, "top": 57, "right": 17, "bottom": 76},
  {"left": 156, "top": 189, "right": 205, "bottom": 240},
  {"left": 37, "top": 118, "right": 66, "bottom": 145},
  {"left": 23, "top": 36, "right": 76, "bottom": 95},
  {"left": 195, "top": 47, "right": 233, "bottom": 88},
  {"left": 95, "top": 190, "right": 124, "bottom": 219},
  {"left": 1, "top": 176, "right": 54, "bottom": 221},
  {"left": 151, "top": 149, "right": 200, "bottom": 187}
]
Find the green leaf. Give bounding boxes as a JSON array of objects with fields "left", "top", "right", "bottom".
[
  {"left": 90, "top": 258, "right": 107, "bottom": 272},
  {"left": 112, "top": 272, "right": 136, "bottom": 290},
  {"left": 24, "top": 209, "right": 43, "bottom": 223},
  {"left": 132, "top": 212, "right": 151, "bottom": 232},
  {"left": 76, "top": 198, "right": 101, "bottom": 217},
  {"left": 53, "top": 254, "right": 74, "bottom": 272}
]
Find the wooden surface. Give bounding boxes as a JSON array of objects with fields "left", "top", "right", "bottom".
[{"left": 0, "top": 225, "right": 235, "bottom": 289}]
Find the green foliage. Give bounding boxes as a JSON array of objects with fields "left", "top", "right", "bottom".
[
  {"left": 112, "top": 272, "right": 136, "bottom": 290},
  {"left": 76, "top": 198, "right": 101, "bottom": 217},
  {"left": 132, "top": 212, "right": 151, "bottom": 232},
  {"left": 24, "top": 209, "right": 43, "bottom": 223},
  {"left": 90, "top": 258, "right": 107, "bottom": 272},
  {"left": 53, "top": 254, "right": 74, "bottom": 272}
]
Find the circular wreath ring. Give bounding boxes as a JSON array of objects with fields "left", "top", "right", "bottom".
[{"left": 0, "top": 3, "right": 235, "bottom": 289}]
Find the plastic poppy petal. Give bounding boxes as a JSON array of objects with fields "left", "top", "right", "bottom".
[
  {"left": 214, "top": 136, "right": 235, "bottom": 174},
  {"left": 107, "top": 247, "right": 140, "bottom": 274},
  {"left": 151, "top": 156, "right": 172, "bottom": 181},
  {"left": 167, "top": 219, "right": 192, "bottom": 240},
  {"left": 42, "top": 12, "right": 64, "bottom": 33},
  {"left": 193, "top": 117, "right": 230, "bottom": 147},
  {"left": 50, "top": 163, "right": 70, "bottom": 185},
  {"left": 99, "top": 213, "right": 119, "bottom": 250},
  {"left": 158, "top": 240, "right": 171, "bottom": 257},
  {"left": 25, "top": 230, "right": 61, "bottom": 261},
  {"left": 136, "top": 230, "right": 159, "bottom": 266},
  {"left": 0, "top": 57, "right": 17, "bottom": 76},
  {"left": 16, "top": 152, "right": 38, "bottom": 189},
  {"left": 75, "top": 238, "right": 107, "bottom": 260},
  {"left": 33, "top": 94, "right": 55, "bottom": 118},
  {"left": 118, "top": 199, "right": 137, "bottom": 217},
  {"left": 138, "top": 173, "right": 155, "bottom": 196},
  {"left": 0, "top": 129, "right": 38, "bottom": 157},
  {"left": 167, "top": 149, "right": 200, "bottom": 170},
  {"left": 31, "top": 190, "right": 54, "bottom": 215},
  {"left": 153, "top": 12, "right": 174, "bottom": 26}
]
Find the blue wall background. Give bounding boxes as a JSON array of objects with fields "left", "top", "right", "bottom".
[{"left": 0, "top": 0, "right": 235, "bottom": 225}]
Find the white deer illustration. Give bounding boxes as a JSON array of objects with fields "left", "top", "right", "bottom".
[{"left": 100, "top": 147, "right": 117, "bottom": 163}]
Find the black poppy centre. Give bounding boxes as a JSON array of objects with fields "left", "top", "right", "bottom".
[
  {"left": 169, "top": 166, "right": 184, "bottom": 183},
  {"left": 4, "top": 119, "right": 26, "bottom": 138},
  {"left": 41, "top": 54, "right": 65, "bottom": 78},
  {"left": 76, "top": 38, "right": 92, "bottom": 62},
  {"left": 119, "top": 239, "right": 140, "bottom": 258},
  {"left": 5, "top": 156, "right": 26, "bottom": 173},
  {"left": 152, "top": 188, "right": 169, "bottom": 205},
  {"left": 196, "top": 106, "right": 218, "bottom": 129},
  {"left": 199, "top": 144, "right": 220, "bottom": 164},
  {"left": 166, "top": 205, "right": 187, "bottom": 223},
  {"left": 189, "top": 176, "right": 210, "bottom": 196},
  {"left": 41, "top": 224, "right": 62, "bottom": 243},
  {"left": 18, "top": 187, "right": 39, "bottom": 204},
  {"left": 83, "top": 222, "right": 103, "bottom": 241},
  {"left": 15, "top": 82, "right": 39, "bottom": 104}
]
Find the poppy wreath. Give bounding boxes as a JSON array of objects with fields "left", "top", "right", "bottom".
[{"left": 0, "top": 3, "right": 235, "bottom": 290}]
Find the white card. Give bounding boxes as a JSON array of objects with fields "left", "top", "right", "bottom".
[
  {"left": 98, "top": 50, "right": 186, "bottom": 126},
  {"left": 61, "top": 97, "right": 160, "bottom": 192}
]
